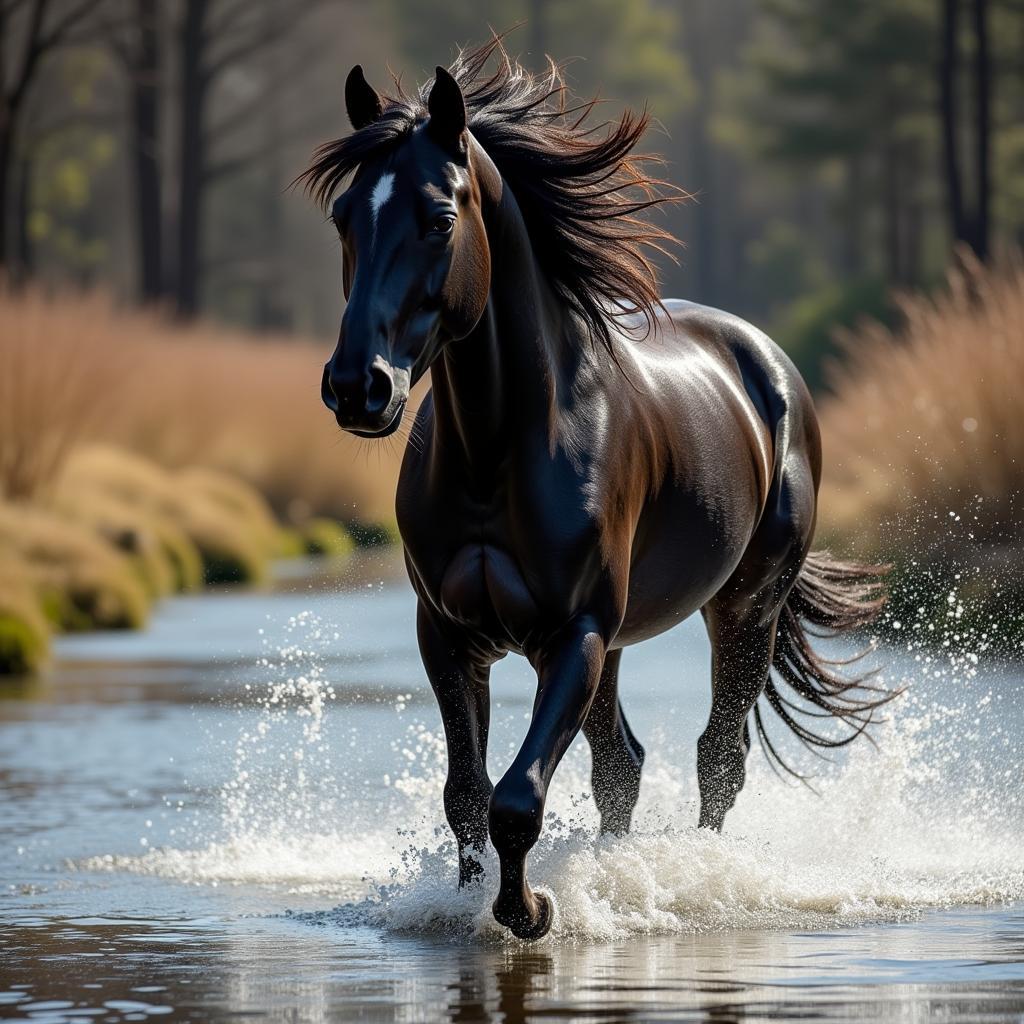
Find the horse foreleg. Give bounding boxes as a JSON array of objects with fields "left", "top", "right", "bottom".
[
  {"left": 489, "top": 617, "right": 606, "bottom": 940},
  {"left": 582, "top": 649, "right": 645, "bottom": 836},
  {"left": 696, "top": 605, "right": 780, "bottom": 832},
  {"left": 417, "top": 603, "right": 492, "bottom": 885}
]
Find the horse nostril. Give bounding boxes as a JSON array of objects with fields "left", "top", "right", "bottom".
[{"left": 365, "top": 364, "right": 394, "bottom": 417}]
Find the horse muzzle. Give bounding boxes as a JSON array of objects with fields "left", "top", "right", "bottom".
[{"left": 321, "top": 359, "right": 408, "bottom": 437}]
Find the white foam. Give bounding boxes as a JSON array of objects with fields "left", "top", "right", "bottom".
[{"left": 80, "top": 608, "right": 1024, "bottom": 942}]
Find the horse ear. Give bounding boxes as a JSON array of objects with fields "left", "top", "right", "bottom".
[
  {"left": 345, "top": 65, "right": 382, "bottom": 130},
  {"left": 427, "top": 66, "right": 467, "bottom": 147}
]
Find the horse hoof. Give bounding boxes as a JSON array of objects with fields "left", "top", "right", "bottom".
[{"left": 495, "top": 892, "right": 553, "bottom": 941}]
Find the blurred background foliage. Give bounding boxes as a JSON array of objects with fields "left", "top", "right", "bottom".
[
  {"left": 2, "top": 0, "right": 1024, "bottom": 671},
  {"left": 2, "top": 0, "right": 1021, "bottom": 348}
]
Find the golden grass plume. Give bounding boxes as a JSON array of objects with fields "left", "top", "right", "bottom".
[
  {"left": 817, "top": 254, "right": 1024, "bottom": 645},
  {"left": 0, "top": 289, "right": 404, "bottom": 526}
]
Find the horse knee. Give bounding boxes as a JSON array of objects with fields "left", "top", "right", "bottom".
[{"left": 489, "top": 774, "right": 544, "bottom": 854}]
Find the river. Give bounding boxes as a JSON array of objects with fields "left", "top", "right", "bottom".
[{"left": 2, "top": 553, "right": 1024, "bottom": 1022}]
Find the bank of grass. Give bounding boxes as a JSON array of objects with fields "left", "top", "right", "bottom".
[
  {"left": 0, "top": 286, "right": 400, "bottom": 674},
  {"left": 58, "top": 446, "right": 279, "bottom": 587},
  {"left": 0, "top": 503, "right": 150, "bottom": 633},
  {"left": 0, "top": 443, "right": 366, "bottom": 674},
  {"left": 0, "top": 554, "right": 52, "bottom": 675},
  {"left": 817, "top": 255, "right": 1024, "bottom": 651}
]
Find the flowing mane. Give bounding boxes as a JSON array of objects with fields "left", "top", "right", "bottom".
[{"left": 298, "top": 37, "right": 686, "bottom": 352}]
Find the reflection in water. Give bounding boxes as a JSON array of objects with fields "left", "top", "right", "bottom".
[
  {"left": 2, "top": 562, "right": 1024, "bottom": 1022},
  {"left": 4, "top": 911, "right": 1024, "bottom": 1022}
]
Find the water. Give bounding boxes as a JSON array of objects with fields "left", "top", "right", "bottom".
[{"left": 3, "top": 553, "right": 1024, "bottom": 1022}]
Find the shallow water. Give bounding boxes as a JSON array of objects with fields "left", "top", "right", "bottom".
[{"left": 3, "top": 553, "right": 1024, "bottom": 1022}]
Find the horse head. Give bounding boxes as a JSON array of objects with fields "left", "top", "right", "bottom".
[{"left": 319, "top": 65, "right": 495, "bottom": 437}]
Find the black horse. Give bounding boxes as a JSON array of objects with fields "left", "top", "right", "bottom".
[{"left": 301, "top": 41, "right": 894, "bottom": 940}]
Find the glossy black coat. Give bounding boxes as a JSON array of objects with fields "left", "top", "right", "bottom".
[{"left": 310, "top": 59, "right": 890, "bottom": 941}]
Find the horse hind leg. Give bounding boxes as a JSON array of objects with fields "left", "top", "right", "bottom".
[
  {"left": 583, "top": 650, "right": 645, "bottom": 835},
  {"left": 696, "top": 603, "right": 782, "bottom": 831},
  {"left": 696, "top": 450, "right": 815, "bottom": 831}
]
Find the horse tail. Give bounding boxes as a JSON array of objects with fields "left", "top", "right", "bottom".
[{"left": 753, "top": 550, "right": 900, "bottom": 780}]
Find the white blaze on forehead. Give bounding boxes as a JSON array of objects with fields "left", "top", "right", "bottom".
[{"left": 369, "top": 172, "right": 395, "bottom": 226}]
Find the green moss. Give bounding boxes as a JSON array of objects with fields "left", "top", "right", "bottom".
[
  {"left": 276, "top": 526, "right": 307, "bottom": 559},
  {"left": 0, "top": 611, "right": 50, "bottom": 675},
  {"left": 38, "top": 590, "right": 65, "bottom": 627},
  {"left": 302, "top": 518, "right": 355, "bottom": 558}
]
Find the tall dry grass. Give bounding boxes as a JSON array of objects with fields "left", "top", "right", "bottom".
[
  {"left": 0, "top": 288, "right": 394, "bottom": 672},
  {"left": 817, "top": 255, "right": 1024, "bottom": 645},
  {"left": 0, "top": 291, "right": 130, "bottom": 500},
  {"left": 0, "top": 289, "right": 403, "bottom": 525}
]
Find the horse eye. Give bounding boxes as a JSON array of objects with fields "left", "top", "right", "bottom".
[{"left": 430, "top": 214, "right": 456, "bottom": 235}]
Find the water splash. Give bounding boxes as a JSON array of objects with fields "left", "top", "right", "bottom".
[
  {"left": 83, "top": 603, "right": 1024, "bottom": 941},
  {"left": 311, "top": 694, "right": 1024, "bottom": 942}
]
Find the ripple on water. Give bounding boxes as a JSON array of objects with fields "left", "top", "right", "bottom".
[{"left": 77, "top": 609, "right": 1024, "bottom": 943}]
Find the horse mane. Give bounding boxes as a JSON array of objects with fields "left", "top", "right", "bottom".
[{"left": 298, "top": 37, "right": 686, "bottom": 353}]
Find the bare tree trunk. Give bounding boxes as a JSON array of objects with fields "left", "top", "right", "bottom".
[
  {"left": 0, "top": 1, "right": 14, "bottom": 276},
  {"left": 903, "top": 139, "right": 924, "bottom": 285},
  {"left": 528, "top": 0, "right": 545, "bottom": 69},
  {"left": 939, "top": 0, "right": 967, "bottom": 247},
  {"left": 970, "top": 0, "right": 991, "bottom": 260},
  {"left": 686, "top": 0, "right": 716, "bottom": 306},
  {"left": 1, "top": 0, "right": 101, "bottom": 280},
  {"left": 256, "top": 0, "right": 289, "bottom": 329},
  {"left": 840, "top": 156, "right": 866, "bottom": 276},
  {"left": 175, "top": 0, "right": 208, "bottom": 317},
  {"left": 881, "top": 126, "right": 903, "bottom": 285},
  {"left": 13, "top": 147, "right": 33, "bottom": 282},
  {"left": 130, "top": 0, "right": 163, "bottom": 302},
  {"left": 0, "top": 128, "right": 11, "bottom": 274}
]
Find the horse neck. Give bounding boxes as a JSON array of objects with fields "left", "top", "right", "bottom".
[{"left": 429, "top": 188, "right": 574, "bottom": 477}]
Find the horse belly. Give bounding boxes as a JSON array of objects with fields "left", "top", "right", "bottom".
[{"left": 615, "top": 485, "right": 757, "bottom": 647}]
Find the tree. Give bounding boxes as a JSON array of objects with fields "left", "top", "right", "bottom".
[
  {"left": 940, "top": 0, "right": 994, "bottom": 261},
  {"left": 0, "top": 0, "right": 102, "bottom": 279},
  {"left": 970, "top": 0, "right": 992, "bottom": 259},
  {"left": 170, "top": 0, "right": 325, "bottom": 319},
  {"left": 940, "top": 0, "right": 967, "bottom": 245},
  {"left": 127, "top": 0, "right": 161, "bottom": 300},
  {"left": 107, "top": 0, "right": 162, "bottom": 301},
  {"left": 733, "top": 0, "right": 937, "bottom": 287},
  {"left": 387, "top": 0, "right": 691, "bottom": 124},
  {"left": 174, "top": 0, "right": 206, "bottom": 316}
]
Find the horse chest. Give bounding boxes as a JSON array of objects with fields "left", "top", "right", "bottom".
[{"left": 437, "top": 543, "right": 541, "bottom": 647}]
